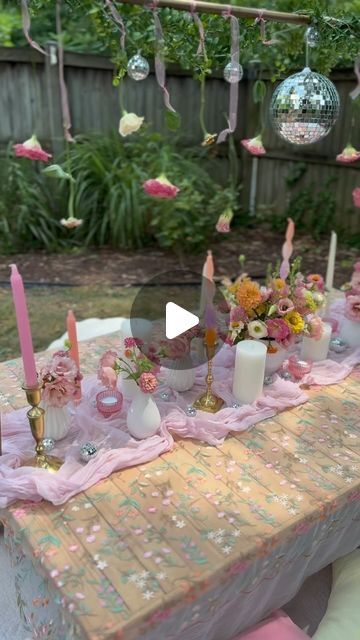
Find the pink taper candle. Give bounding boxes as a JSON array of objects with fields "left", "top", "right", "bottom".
[
  {"left": 200, "top": 250, "right": 216, "bottom": 314},
  {"left": 10, "top": 264, "right": 37, "bottom": 387},
  {"left": 66, "top": 310, "right": 80, "bottom": 369}
]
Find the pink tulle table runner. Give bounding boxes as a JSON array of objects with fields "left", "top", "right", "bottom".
[{"left": 1, "top": 336, "right": 359, "bottom": 507}]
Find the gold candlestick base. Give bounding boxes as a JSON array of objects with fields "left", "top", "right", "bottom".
[
  {"left": 193, "top": 342, "right": 224, "bottom": 414},
  {"left": 22, "top": 385, "right": 63, "bottom": 473}
]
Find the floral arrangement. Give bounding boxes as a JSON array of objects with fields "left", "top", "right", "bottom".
[
  {"left": 98, "top": 338, "right": 159, "bottom": 394},
  {"left": 222, "top": 261, "right": 325, "bottom": 349},
  {"left": 40, "top": 350, "right": 81, "bottom": 407}
]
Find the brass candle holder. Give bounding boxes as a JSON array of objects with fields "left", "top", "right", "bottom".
[
  {"left": 193, "top": 342, "right": 224, "bottom": 413},
  {"left": 22, "top": 385, "right": 63, "bottom": 472}
]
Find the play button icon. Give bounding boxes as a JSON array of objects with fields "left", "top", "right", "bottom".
[{"left": 165, "top": 302, "right": 199, "bottom": 339}]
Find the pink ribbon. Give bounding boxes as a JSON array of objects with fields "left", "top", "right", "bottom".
[
  {"left": 254, "top": 11, "right": 277, "bottom": 46},
  {"left": 280, "top": 218, "right": 295, "bottom": 280},
  {"left": 190, "top": 2, "right": 206, "bottom": 57},
  {"left": 104, "top": 0, "right": 126, "bottom": 51},
  {"left": 150, "top": 2, "right": 176, "bottom": 113},
  {"left": 56, "top": 0, "right": 74, "bottom": 143},
  {"left": 21, "top": 0, "right": 47, "bottom": 55},
  {"left": 350, "top": 56, "right": 360, "bottom": 100},
  {"left": 217, "top": 9, "right": 239, "bottom": 144}
]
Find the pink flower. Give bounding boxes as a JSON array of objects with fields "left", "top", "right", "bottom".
[
  {"left": 98, "top": 366, "right": 118, "bottom": 390},
  {"left": 42, "top": 378, "right": 75, "bottom": 407},
  {"left": 60, "top": 217, "right": 83, "bottom": 229},
  {"left": 277, "top": 298, "right": 294, "bottom": 315},
  {"left": 138, "top": 372, "right": 158, "bottom": 394},
  {"left": 306, "top": 274, "right": 325, "bottom": 292},
  {"left": 353, "top": 261, "right": 360, "bottom": 273},
  {"left": 99, "top": 349, "right": 118, "bottom": 370},
  {"left": 124, "top": 337, "right": 143, "bottom": 349},
  {"left": 345, "top": 295, "right": 360, "bottom": 322},
  {"left": 230, "top": 306, "right": 249, "bottom": 324},
  {"left": 336, "top": 143, "right": 360, "bottom": 164},
  {"left": 143, "top": 174, "right": 179, "bottom": 199},
  {"left": 161, "top": 335, "right": 190, "bottom": 359},
  {"left": 260, "top": 286, "right": 272, "bottom": 302},
  {"left": 353, "top": 188, "right": 360, "bottom": 208},
  {"left": 241, "top": 135, "right": 266, "bottom": 156},
  {"left": 216, "top": 208, "right": 233, "bottom": 233},
  {"left": 50, "top": 355, "right": 78, "bottom": 380},
  {"left": 13, "top": 134, "right": 52, "bottom": 163},
  {"left": 307, "top": 316, "right": 324, "bottom": 339},
  {"left": 266, "top": 318, "right": 291, "bottom": 342}
]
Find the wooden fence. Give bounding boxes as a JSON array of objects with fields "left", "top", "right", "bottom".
[{"left": 0, "top": 45, "right": 359, "bottom": 232}]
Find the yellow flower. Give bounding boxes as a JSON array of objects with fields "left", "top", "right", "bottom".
[
  {"left": 284, "top": 310, "right": 305, "bottom": 334},
  {"left": 255, "top": 303, "right": 267, "bottom": 316},
  {"left": 236, "top": 280, "right": 262, "bottom": 312},
  {"left": 304, "top": 290, "right": 316, "bottom": 312},
  {"left": 273, "top": 278, "right": 287, "bottom": 292}
]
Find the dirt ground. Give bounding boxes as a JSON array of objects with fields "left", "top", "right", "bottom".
[{"left": 0, "top": 227, "right": 358, "bottom": 287}]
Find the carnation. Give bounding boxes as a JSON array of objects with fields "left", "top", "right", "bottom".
[
  {"left": 124, "top": 337, "right": 143, "bottom": 349},
  {"left": 138, "top": 372, "right": 158, "bottom": 394}
]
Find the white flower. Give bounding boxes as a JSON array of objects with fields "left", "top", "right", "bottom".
[
  {"left": 119, "top": 112, "right": 144, "bottom": 137},
  {"left": 175, "top": 519, "right": 186, "bottom": 528},
  {"left": 156, "top": 572, "right": 167, "bottom": 580},
  {"left": 60, "top": 216, "right": 83, "bottom": 229},
  {"left": 84, "top": 502, "right": 92, "bottom": 509},
  {"left": 248, "top": 320, "right": 268, "bottom": 340},
  {"left": 71, "top": 505, "right": 80, "bottom": 512},
  {"left": 222, "top": 545, "right": 232, "bottom": 555},
  {"left": 142, "top": 590, "right": 155, "bottom": 600},
  {"left": 96, "top": 560, "right": 108, "bottom": 570}
]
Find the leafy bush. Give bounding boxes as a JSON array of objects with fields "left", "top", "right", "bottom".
[{"left": 0, "top": 132, "right": 235, "bottom": 253}]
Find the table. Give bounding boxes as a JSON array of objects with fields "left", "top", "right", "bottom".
[{"left": 1, "top": 333, "right": 360, "bottom": 640}]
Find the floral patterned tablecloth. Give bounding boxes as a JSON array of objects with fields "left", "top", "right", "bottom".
[{"left": 0, "top": 332, "right": 360, "bottom": 640}]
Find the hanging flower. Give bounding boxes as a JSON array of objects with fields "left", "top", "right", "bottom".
[
  {"left": 60, "top": 217, "right": 83, "bottom": 229},
  {"left": 248, "top": 320, "right": 268, "bottom": 339},
  {"left": 119, "top": 112, "right": 144, "bottom": 137},
  {"left": 336, "top": 143, "right": 360, "bottom": 164},
  {"left": 201, "top": 133, "right": 217, "bottom": 147},
  {"left": 143, "top": 174, "right": 180, "bottom": 199},
  {"left": 353, "top": 188, "right": 360, "bottom": 208},
  {"left": 216, "top": 208, "right": 233, "bottom": 233},
  {"left": 241, "top": 135, "right": 266, "bottom": 156},
  {"left": 284, "top": 310, "right": 305, "bottom": 334},
  {"left": 13, "top": 134, "right": 52, "bottom": 163}
]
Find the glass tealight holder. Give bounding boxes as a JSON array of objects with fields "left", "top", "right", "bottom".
[
  {"left": 287, "top": 355, "right": 313, "bottom": 381},
  {"left": 96, "top": 389, "right": 123, "bottom": 417}
]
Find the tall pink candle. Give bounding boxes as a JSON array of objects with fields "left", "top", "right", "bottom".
[
  {"left": 10, "top": 264, "right": 37, "bottom": 387},
  {"left": 66, "top": 310, "right": 80, "bottom": 369}
]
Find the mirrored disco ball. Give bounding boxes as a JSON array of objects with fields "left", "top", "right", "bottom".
[
  {"left": 304, "top": 26, "right": 320, "bottom": 48},
  {"left": 224, "top": 61, "right": 244, "bottom": 84},
  {"left": 270, "top": 67, "right": 340, "bottom": 145},
  {"left": 127, "top": 53, "right": 150, "bottom": 81}
]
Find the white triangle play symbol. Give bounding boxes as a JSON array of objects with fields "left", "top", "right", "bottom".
[{"left": 165, "top": 302, "right": 199, "bottom": 340}]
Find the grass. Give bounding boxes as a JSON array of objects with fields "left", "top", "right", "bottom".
[{"left": 0, "top": 283, "right": 200, "bottom": 361}]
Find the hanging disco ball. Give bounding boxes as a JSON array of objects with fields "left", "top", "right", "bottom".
[
  {"left": 304, "top": 26, "right": 320, "bottom": 48},
  {"left": 127, "top": 53, "right": 150, "bottom": 81},
  {"left": 224, "top": 61, "right": 244, "bottom": 84},
  {"left": 270, "top": 67, "right": 340, "bottom": 145}
]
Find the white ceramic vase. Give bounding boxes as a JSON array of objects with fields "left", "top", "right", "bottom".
[
  {"left": 264, "top": 341, "right": 288, "bottom": 375},
  {"left": 120, "top": 374, "right": 138, "bottom": 400},
  {"left": 127, "top": 390, "right": 161, "bottom": 439},
  {"left": 339, "top": 318, "right": 360, "bottom": 348},
  {"left": 163, "top": 356, "right": 196, "bottom": 392},
  {"left": 41, "top": 401, "right": 71, "bottom": 441}
]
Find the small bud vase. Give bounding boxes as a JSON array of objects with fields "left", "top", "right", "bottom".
[
  {"left": 339, "top": 318, "right": 360, "bottom": 348},
  {"left": 40, "top": 401, "right": 71, "bottom": 441},
  {"left": 127, "top": 389, "right": 161, "bottom": 439},
  {"left": 163, "top": 356, "right": 196, "bottom": 392}
]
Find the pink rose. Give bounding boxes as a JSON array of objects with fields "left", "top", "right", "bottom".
[
  {"left": 345, "top": 295, "right": 360, "bottom": 322},
  {"left": 143, "top": 174, "right": 179, "bottom": 199},
  {"left": 42, "top": 378, "right": 75, "bottom": 407},
  {"left": 99, "top": 349, "right": 118, "bottom": 369},
  {"left": 241, "top": 135, "right": 266, "bottom": 156},
  {"left": 277, "top": 298, "right": 294, "bottom": 315},
  {"left": 98, "top": 366, "right": 118, "bottom": 390},
  {"left": 266, "top": 318, "right": 291, "bottom": 342},
  {"left": 352, "top": 188, "right": 360, "bottom": 208},
  {"left": 307, "top": 316, "right": 324, "bottom": 340},
  {"left": 50, "top": 355, "right": 78, "bottom": 380},
  {"left": 13, "top": 134, "right": 52, "bottom": 163}
]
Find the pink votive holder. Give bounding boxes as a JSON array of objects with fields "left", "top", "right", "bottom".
[
  {"left": 96, "top": 389, "right": 123, "bottom": 417},
  {"left": 287, "top": 355, "right": 313, "bottom": 381}
]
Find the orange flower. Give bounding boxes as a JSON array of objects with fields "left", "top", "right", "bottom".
[
  {"left": 124, "top": 349, "right": 132, "bottom": 358},
  {"left": 235, "top": 280, "right": 262, "bottom": 311}
]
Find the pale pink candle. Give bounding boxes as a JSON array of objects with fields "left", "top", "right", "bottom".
[
  {"left": 66, "top": 310, "right": 80, "bottom": 369},
  {"left": 200, "top": 250, "right": 215, "bottom": 314},
  {"left": 10, "top": 264, "right": 37, "bottom": 387}
]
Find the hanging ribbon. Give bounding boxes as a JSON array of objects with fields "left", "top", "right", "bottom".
[
  {"left": 150, "top": 1, "right": 176, "bottom": 113},
  {"left": 217, "top": 9, "right": 239, "bottom": 144},
  {"left": 21, "top": 0, "right": 47, "bottom": 55},
  {"left": 254, "top": 11, "right": 277, "bottom": 46},
  {"left": 56, "top": 0, "right": 74, "bottom": 143},
  {"left": 350, "top": 56, "right": 360, "bottom": 100},
  {"left": 280, "top": 218, "right": 295, "bottom": 280},
  {"left": 104, "top": 0, "right": 126, "bottom": 51},
  {"left": 190, "top": 2, "right": 206, "bottom": 57}
]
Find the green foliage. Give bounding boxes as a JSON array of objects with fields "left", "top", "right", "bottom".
[
  {"left": 284, "top": 172, "right": 338, "bottom": 238},
  {"left": 0, "top": 132, "right": 232, "bottom": 253}
]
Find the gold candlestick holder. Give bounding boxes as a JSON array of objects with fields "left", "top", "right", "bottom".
[
  {"left": 22, "top": 385, "right": 63, "bottom": 472},
  {"left": 193, "top": 342, "right": 224, "bottom": 413}
]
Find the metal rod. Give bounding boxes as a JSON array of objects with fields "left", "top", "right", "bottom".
[{"left": 121, "top": 0, "right": 311, "bottom": 24}]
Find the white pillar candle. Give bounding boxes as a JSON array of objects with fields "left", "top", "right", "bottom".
[
  {"left": 232, "top": 340, "right": 267, "bottom": 405},
  {"left": 301, "top": 322, "right": 332, "bottom": 362},
  {"left": 325, "top": 231, "right": 337, "bottom": 291}
]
